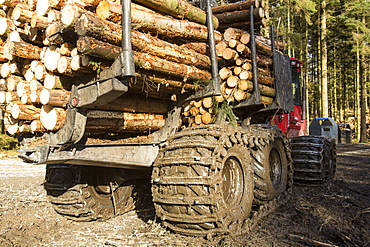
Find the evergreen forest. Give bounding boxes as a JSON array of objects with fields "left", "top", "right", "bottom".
[{"left": 266, "top": 0, "right": 369, "bottom": 142}]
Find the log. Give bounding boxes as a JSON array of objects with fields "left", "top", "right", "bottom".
[
  {"left": 0, "top": 0, "right": 23, "bottom": 8},
  {"left": 40, "top": 88, "right": 70, "bottom": 107},
  {"left": 77, "top": 36, "right": 212, "bottom": 81},
  {"left": 36, "top": 0, "right": 50, "bottom": 16},
  {"left": 6, "top": 75, "right": 23, "bottom": 91},
  {"left": 11, "top": 103, "right": 41, "bottom": 121},
  {"left": 236, "top": 43, "right": 251, "bottom": 56},
  {"left": 216, "top": 41, "right": 227, "bottom": 56},
  {"left": 30, "top": 119, "right": 46, "bottom": 132},
  {"left": 30, "top": 90, "right": 41, "bottom": 103},
  {"left": 134, "top": 51, "right": 212, "bottom": 81},
  {"left": 212, "top": 0, "right": 260, "bottom": 14},
  {"left": 60, "top": 3, "right": 84, "bottom": 28},
  {"left": 0, "top": 16, "right": 14, "bottom": 35},
  {"left": 219, "top": 67, "right": 233, "bottom": 80},
  {"left": 40, "top": 104, "right": 66, "bottom": 131},
  {"left": 4, "top": 41, "right": 42, "bottom": 60},
  {"left": 86, "top": 110, "right": 166, "bottom": 133},
  {"left": 258, "top": 74, "right": 274, "bottom": 86},
  {"left": 233, "top": 88, "right": 246, "bottom": 101},
  {"left": 130, "top": 31, "right": 211, "bottom": 69},
  {"left": 261, "top": 95, "right": 273, "bottom": 105},
  {"left": 76, "top": 4, "right": 221, "bottom": 44},
  {"left": 226, "top": 75, "right": 239, "bottom": 88},
  {"left": 218, "top": 18, "right": 267, "bottom": 31},
  {"left": 259, "top": 84, "right": 276, "bottom": 97},
  {"left": 133, "top": 71, "right": 196, "bottom": 93},
  {"left": 223, "top": 28, "right": 250, "bottom": 44},
  {"left": 93, "top": 93, "right": 169, "bottom": 114},
  {"left": 44, "top": 74, "right": 61, "bottom": 89},
  {"left": 5, "top": 91, "right": 19, "bottom": 102},
  {"left": 180, "top": 42, "right": 208, "bottom": 55},
  {"left": 214, "top": 7, "right": 265, "bottom": 24},
  {"left": 12, "top": 4, "right": 33, "bottom": 24},
  {"left": 96, "top": 2, "right": 222, "bottom": 41},
  {"left": 222, "top": 48, "right": 239, "bottom": 60},
  {"left": 202, "top": 97, "right": 213, "bottom": 108},
  {"left": 96, "top": 0, "right": 121, "bottom": 23},
  {"left": 42, "top": 46, "right": 61, "bottom": 72},
  {"left": 0, "top": 91, "right": 6, "bottom": 103},
  {"left": 0, "top": 78, "right": 6, "bottom": 91},
  {"left": 30, "top": 78, "right": 44, "bottom": 91},
  {"left": 4, "top": 113, "right": 19, "bottom": 135},
  {"left": 132, "top": 0, "right": 219, "bottom": 28},
  {"left": 16, "top": 81, "right": 30, "bottom": 97},
  {"left": 238, "top": 79, "right": 253, "bottom": 91},
  {"left": 239, "top": 70, "right": 252, "bottom": 80}
]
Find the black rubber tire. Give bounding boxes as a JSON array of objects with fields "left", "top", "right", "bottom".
[
  {"left": 290, "top": 136, "right": 336, "bottom": 186},
  {"left": 152, "top": 125, "right": 254, "bottom": 237},
  {"left": 45, "top": 165, "right": 135, "bottom": 221},
  {"left": 248, "top": 125, "right": 289, "bottom": 205}
]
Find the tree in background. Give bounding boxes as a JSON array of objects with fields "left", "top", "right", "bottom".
[{"left": 268, "top": 0, "right": 370, "bottom": 141}]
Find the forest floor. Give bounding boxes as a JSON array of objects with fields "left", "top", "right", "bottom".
[{"left": 0, "top": 143, "right": 369, "bottom": 247}]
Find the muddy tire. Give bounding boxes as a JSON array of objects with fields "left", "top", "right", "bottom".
[
  {"left": 248, "top": 125, "right": 290, "bottom": 205},
  {"left": 291, "top": 136, "right": 336, "bottom": 185},
  {"left": 152, "top": 125, "right": 254, "bottom": 237},
  {"left": 45, "top": 165, "right": 135, "bottom": 221}
]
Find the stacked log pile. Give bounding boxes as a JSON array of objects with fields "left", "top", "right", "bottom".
[
  {"left": 1, "top": 0, "right": 276, "bottom": 137},
  {"left": 0, "top": 0, "right": 221, "bottom": 136},
  {"left": 181, "top": 0, "right": 275, "bottom": 127}
]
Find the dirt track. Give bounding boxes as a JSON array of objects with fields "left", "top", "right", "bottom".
[{"left": 0, "top": 143, "right": 369, "bottom": 247}]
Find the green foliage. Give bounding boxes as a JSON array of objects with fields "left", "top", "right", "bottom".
[
  {"left": 0, "top": 134, "right": 18, "bottom": 150},
  {"left": 214, "top": 101, "right": 238, "bottom": 126}
]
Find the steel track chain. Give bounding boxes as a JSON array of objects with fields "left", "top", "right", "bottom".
[{"left": 152, "top": 124, "right": 293, "bottom": 238}]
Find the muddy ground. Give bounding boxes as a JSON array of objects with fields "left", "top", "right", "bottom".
[{"left": 0, "top": 143, "right": 369, "bottom": 247}]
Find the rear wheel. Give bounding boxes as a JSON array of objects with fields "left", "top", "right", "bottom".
[
  {"left": 290, "top": 136, "right": 336, "bottom": 185},
  {"left": 152, "top": 125, "right": 254, "bottom": 237},
  {"left": 45, "top": 165, "right": 136, "bottom": 221}
]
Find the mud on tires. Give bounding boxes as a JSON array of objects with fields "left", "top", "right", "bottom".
[
  {"left": 152, "top": 125, "right": 255, "bottom": 237},
  {"left": 44, "top": 165, "right": 136, "bottom": 221},
  {"left": 290, "top": 136, "right": 337, "bottom": 185},
  {"left": 246, "top": 125, "right": 292, "bottom": 205}
]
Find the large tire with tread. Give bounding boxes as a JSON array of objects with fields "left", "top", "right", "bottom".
[
  {"left": 152, "top": 125, "right": 254, "bottom": 237},
  {"left": 290, "top": 136, "right": 336, "bottom": 185},
  {"left": 248, "top": 125, "right": 291, "bottom": 205},
  {"left": 45, "top": 165, "right": 135, "bottom": 221}
]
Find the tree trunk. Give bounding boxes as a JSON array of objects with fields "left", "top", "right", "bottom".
[
  {"left": 4, "top": 41, "right": 42, "bottom": 60},
  {"left": 40, "top": 105, "right": 66, "bottom": 131},
  {"left": 40, "top": 88, "right": 70, "bottom": 107},
  {"left": 212, "top": 0, "right": 260, "bottom": 14},
  {"left": 214, "top": 7, "right": 265, "bottom": 24},
  {"left": 11, "top": 103, "right": 41, "bottom": 121},
  {"left": 132, "top": 0, "right": 219, "bottom": 28}
]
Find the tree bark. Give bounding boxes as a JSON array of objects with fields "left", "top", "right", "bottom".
[
  {"left": 214, "top": 7, "right": 265, "bottom": 24},
  {"left": 11, "top": 103, "right": 41, "bottom": 121},
  {"left": 4, "top": 41, "right": 42, "bottom": 60},
  {"left": 40, "top": 88, "right": 70, "bottom": 107},
  {"left": 212, "top": 0, "right": 260, "bottom": 14},
  {"left": 133, "top": 0, "right": 219, "bottom": 28},
  {"left": 40, "top": 104, "right": 66, "bottom": 131},
  {"left": 77, "top": 36, "right": 212, "bottom": 81}
]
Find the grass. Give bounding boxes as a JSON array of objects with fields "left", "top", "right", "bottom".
[{"left": 0, "top": 134, "right": 19, "bottom": 156}]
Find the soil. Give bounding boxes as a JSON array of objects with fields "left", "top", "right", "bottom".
[{"left": 0, "top": 143, "right": 369, "bottom": 247}]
